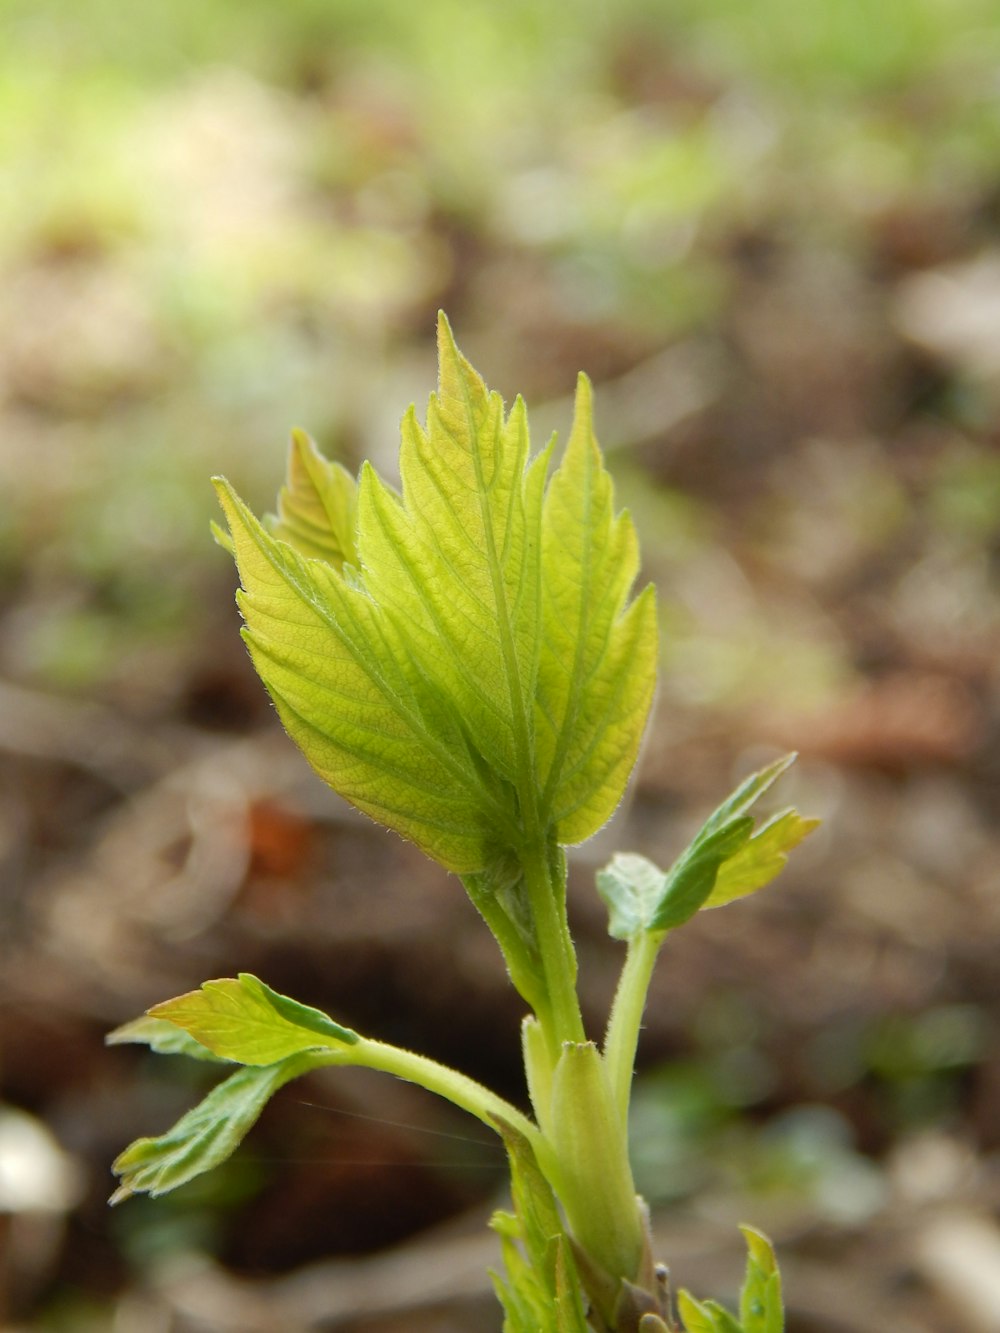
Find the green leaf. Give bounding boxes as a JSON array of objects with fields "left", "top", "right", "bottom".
[
  {"left": 214, "top": 474, "right": 508, "bottom": 872},
  {"left": 149, "top": 974, "right": 358, "bottom": 1066},
  {"left": 536, "top": 374, "right": 658, "bottom": 844},
  {"left": 706, "top": 810, "right": 820, "bottom": 910},
  {"left": 105, "top": 1015, "right": 229, "bottom": 1062},
  {"left": 264, "top": 428, "right": 359, "bottom": 569},
  {"left": 110, "top": 1056, "right": 312, "bottom": 1203},
  {"left": 701, "top": 1304, "right": 743, "bottom": 1333},
  {"left": 490, "top": 1118, "right": 589, "bottom": 1333},
  {"left": 677, "top": 1289, "right": 745, "bottom": 1333},
  {"left": 701, "top": 753, "right": 797, "bottom": 832},
  {"left": 213, "top": 314, "right": 657, "bottom": 873},
  {"left": 647, "top": 815, "right": 754, "bottom": 929},
  {"left": 464, "top": 858, "right": 547, "bottom": 1015},
  {"left": 356, "top": 320, "right": 548, "bottom": 795},
  {"left": 596, "top": 755, "right": 816, "bottom": 940},
  {"left": 595, "top": 852, "right": 665, "bottom": 940},
  {"left": 738, "top": 1225, "right": 783, "bottom": 1333},
  {"left": 494, "top": 1119, "right": 565, "bottom": 1265},
  {"left": 676, "top": 1291, "right": 726, "bottom": 1333},
  {"left": 597, "top": 819, "right": 753, "bottom": 939}
]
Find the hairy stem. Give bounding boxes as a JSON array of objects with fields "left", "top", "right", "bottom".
[
  {"left": 523, "top": 841, "right": 586, "bottom": 1059},
  {"left": 339, "top": 1036, "right": 543, "bottom": 1151},
  {"left": 603, "top": 929, "right": 663, "bottom": 1123}
]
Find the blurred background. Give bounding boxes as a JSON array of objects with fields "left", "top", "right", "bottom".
[{"left": 2, "top": 1, "right": 1000, "bottom": 1330}]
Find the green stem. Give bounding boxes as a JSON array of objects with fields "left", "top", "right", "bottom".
[
  {"left": 337, "top": 1036, "right": 544, "bottom": 1152},
  {"left": 523, "top": 842, "right": 586, "bottom": 1058},
  {"left": 603, "top": 929, "right": 663, "bottom": 1123},
  {"left": 462, "top": 870, "right": 547, "bottom": 1022}
]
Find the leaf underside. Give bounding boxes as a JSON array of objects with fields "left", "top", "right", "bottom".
[
  {"left": 109, "top": 974, "right": 358, "bottom": 1203},
  {"left": 214, "top": 314, "right": 657, "bottom": 873},
  {"left": 110, "top": 1056, "right": 313, "bottom": 1203},
  {"left": 105, "top": 1015, "right": 227, "bottom": 1062}
]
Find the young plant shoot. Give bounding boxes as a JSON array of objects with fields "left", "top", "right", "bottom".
[{"left": 109, "top": 315, "right": 816, "bottom": 1332}]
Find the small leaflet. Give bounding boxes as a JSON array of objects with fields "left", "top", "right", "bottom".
[
  {"left": 596, "top": 755, "right": 817, "bottom": 940},
  {"left": 149, "top": 973, "right": 358, "bottom": 1067},
  {"left": 110, "top": 1058, "right": 311, "bottom": 1202}
]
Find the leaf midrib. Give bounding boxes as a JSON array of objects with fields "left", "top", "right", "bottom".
[{"left": 455, "top": 380, "right": 540, "bottom": 841}]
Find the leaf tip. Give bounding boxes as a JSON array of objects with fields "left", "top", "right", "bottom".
[
  {"left": 570, "top": 371, "right": 595, "bottom": 437},
  {"left": 436, "top": 307, "right": 454, "bottom": 340},
  {"left": 211, "top": 476, "right": 244, "bottom": 532},
  {"left": 738, "top": 1221, "right": 774, "bottom": 1256},
  {"left": 436, "top": 308, "right": 460, "bottom": 367},
  {"left": 565, "top": 371, "right": 602, "bottom": 475}
]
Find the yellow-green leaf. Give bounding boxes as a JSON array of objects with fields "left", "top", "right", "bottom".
[
  {"left": 676, "top": 1290, "right": 720, "bottom": 1333},
  {"left": 705, "top": 810, "right": 820, "bottom": 909},
  {"left": 214, "top": 476, "right": 514, "bottom": 871},
  {"left": 106, "top": 1015, "right": 227, "bottom": 1062},
  {"left": 537, "top": 375, "right": 657, "bottom": 843},
  {"left": 149, "top": 974, "right": 358, "bottom": 1066},
  {"left": 357, "top": 320, "right": 548, "bottom": 788},
  {"left": 213, "top": 314, "right": 657, "bottom": 871},
  {"left": 265, "top": 428, "right": 358, "bottom": 569},
  {"left": 739, "top": 1225, "right": 784, "bottom": 1333}
]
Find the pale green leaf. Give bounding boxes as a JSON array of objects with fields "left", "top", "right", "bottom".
[
  {"left": 149, "top": 973, "right": 358, "bottom": 1066},
  {"left": 264, "top": 428, "right": 358, "bottom": 569},
  {"left": 105, "top": 1015, "right": 228, "bottom": 1062},
  {"left": 597, "top": 817, "right": 753, "bottom": 939},
  {"left": 110, "top": 1056, "right": 311, "bottom": 1202},
  {"left": 705, "top": 810, "right": 820, "bottom": 909},
  {"left": 213, "top": 314, "right": 657, "bottom": 872},
  {"left": 537, "top": 374, "right": 657, "bottom": 843},
  {"left": 596, "top": 755, "right": 815, "bottom": 940},
  {"left": 594, "top": 852, "right": 665, "bottom": 940}
]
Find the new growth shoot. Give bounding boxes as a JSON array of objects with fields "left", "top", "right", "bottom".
[{"left": 109, "top": 315, "right": 816, "bottom": 1333}]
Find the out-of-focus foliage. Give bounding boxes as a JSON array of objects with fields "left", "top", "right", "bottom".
[
  {"left": 3, "top": 0, "right": 999, "bottom": 704},
  {"left": 4, "top": 1, "right": 1000, "bottom": 1329}
]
